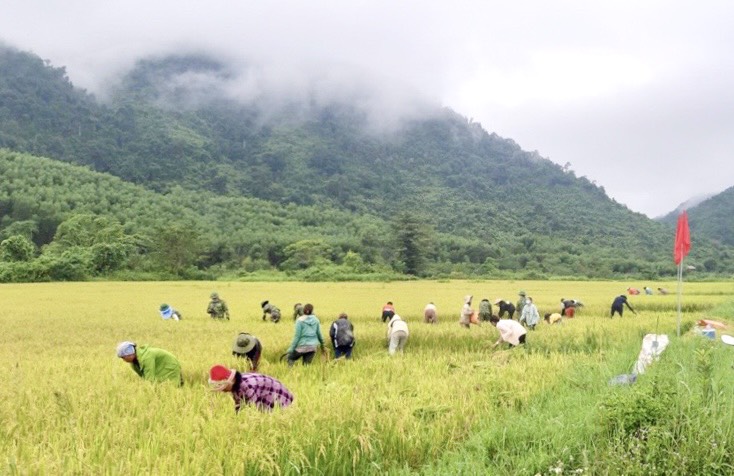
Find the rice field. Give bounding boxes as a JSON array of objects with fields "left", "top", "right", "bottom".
[{"left": 1, "top": 280, "right": 733, "bottom": 475}]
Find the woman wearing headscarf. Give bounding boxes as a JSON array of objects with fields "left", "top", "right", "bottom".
[
  {"left": 116, "top": 341, "right": 183, "bottom": 385},
  {"left": 208, "top": 365, "right": 293, "bottom": 412}
]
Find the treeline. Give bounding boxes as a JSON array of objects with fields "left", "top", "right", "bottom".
[{"left": 1, "top": 150, "right": 731, "bottom": 282}]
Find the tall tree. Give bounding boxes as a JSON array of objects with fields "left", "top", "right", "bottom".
[{"left": 394, "top": 212, "right": 432, "bottom": 276}]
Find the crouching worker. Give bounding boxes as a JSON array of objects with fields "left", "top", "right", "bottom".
[
  {"left": 330, "top": 312, "right": 355, "bottom": 359},
  {"left": 232, "top": 332, "right": 262, "bottom": 372},
  {"left": 159, "top": 304, "right": 182, "bottom": 321},
  {"left": 490, "top": 316, "right": 527, "bottom": 349},
  {"left": 495, "top": 299, "right": 516, "bottom": 320},
  {"left": 208, "top": 365, "right": 294, "bottom": 413},
  {"left": 387, "top": 314, "right": 409, "bottom": 355},
  {"left": 544, "top": 313, "right": 563, "bottom": 325},
  {"left": 116, "top": 341, "right": 183, "bottom": 386},
  {"left": 381, "top": 301, "right": 396, "bottom": 323},
  {"left": 261, "top": 300, "right": 281, "bottom": 323}
]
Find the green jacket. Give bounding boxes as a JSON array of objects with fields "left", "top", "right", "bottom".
[
  {"left": 287, "top": 315, "right": 324, "bottom": 353},
  {"left": 130, "top": 345, "right": 182, "bottom": 384}
]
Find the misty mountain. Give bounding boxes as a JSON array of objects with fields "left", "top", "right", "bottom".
[
  {"left": 1, "top": 45, "right": 733, "bottom": 278},
  {"left": 659, "top": 186, "right": 734, "bottom": 252},
  {"left": 655, "top": 193, "right": 715, "bottom": 220}
]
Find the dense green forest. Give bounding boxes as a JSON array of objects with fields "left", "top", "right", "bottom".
[{"left": 0, "top": 46, "right": 732, "bottom": 281}]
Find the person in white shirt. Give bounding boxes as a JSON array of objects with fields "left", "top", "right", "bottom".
[
  {"left": 387, "top": 314, "right": 409, "bottom": 355},
  {"left": 490, "top": 315, "right": 527, "bottom": 348}
]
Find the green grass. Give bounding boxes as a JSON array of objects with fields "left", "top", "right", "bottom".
[{"left": 1, "top": 280, "right": 733, "bottom": 474}]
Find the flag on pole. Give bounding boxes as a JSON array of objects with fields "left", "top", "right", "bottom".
[{"left": 674, "top": 210, "right": 691, "bottom": 265}]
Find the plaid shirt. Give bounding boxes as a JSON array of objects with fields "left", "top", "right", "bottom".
[{"left": 232, "top": 373, "right": 294, "bottom": 412}]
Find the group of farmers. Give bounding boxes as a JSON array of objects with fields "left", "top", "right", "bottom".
[{"left": 117, "top": 290, "right": 642, "bottom": 413}]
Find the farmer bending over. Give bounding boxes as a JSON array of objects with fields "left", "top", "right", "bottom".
[
  {"left": 208, "top": 365, "right": 293, "bottom": 413},
  {"left": 424, "top": 302, "right": 438, "bottom": 324},
  {"left": 232, "top": 332, "right": 262, "bottom": 372},
  {"left": 611, "top": 295, "right": 636, "bottom": 318},
  {"left": 261, "top": 300, "right": 281, "bottom": 323},
  {"left": 494, "top": 299, "right": 516, "bottom": 320},
  {"left": 381, "top": 301, "right": 396, "bottom": 323},
  {"left": 490, "top": 316, "right": 527, "bottom": 349},
  {"left": 116, "top": 341, "right": 183, "bottom": 386},
  {"left": 387, "top": 314, "right": 409, "bottom": 355}
]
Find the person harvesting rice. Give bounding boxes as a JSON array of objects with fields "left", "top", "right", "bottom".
[{"left": 208, "top": 365, "right": 293, "bottom": 412}]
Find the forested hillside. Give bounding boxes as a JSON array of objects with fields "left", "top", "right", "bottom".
[
  {"left": 660, "top": 186, "right": 734, "bottom": 253},
  {"left": 1, "top": 46, "right": 733, "bottom": 280}
]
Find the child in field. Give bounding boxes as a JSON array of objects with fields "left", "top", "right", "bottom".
[
  {"left": 208, "top": 365, "right": 293, "bottom": 413},
  {"left": 490, "top": 316, "right": 527, "bottom": 348},
  {"left": 116, "top": 341, "right": 183, "bottom": 385},
  {"left": 232, "top": 332, "right": 262, "bottom": 371}
]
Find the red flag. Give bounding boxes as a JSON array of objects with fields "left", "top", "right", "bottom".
[{"left": 674, "top": 210, "right": 691, "bottom": 265}]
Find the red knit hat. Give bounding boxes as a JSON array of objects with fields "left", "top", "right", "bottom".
[{"left": 209, "top": 365, "right": 233, "bottom": 382}]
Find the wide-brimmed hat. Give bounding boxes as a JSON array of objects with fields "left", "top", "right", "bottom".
[
  {"left": 232, "top": 333, "right": 257, "bottom": 354},
  {"left": 210, "top": 292, "right": 219, "bottom": 299},
  {"left": 518, "top": 290, "right": 526, "bottom": 296},
  {"left": 261, "top": 300, "right": 269, "bottom": 308}
]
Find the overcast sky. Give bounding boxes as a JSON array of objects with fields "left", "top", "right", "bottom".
[{"left": 2, "top": 0, "right": 732, "bottom": 218}]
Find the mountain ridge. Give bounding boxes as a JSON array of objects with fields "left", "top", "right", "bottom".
[{"left": 1, "top": 45, "right": 732, "bottom": 278}]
